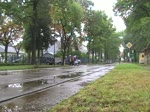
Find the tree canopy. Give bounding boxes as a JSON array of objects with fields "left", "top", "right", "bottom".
[
  {"left": 0, "top": 0, "right": 122, "bottom": 64},
  {"left": 114, "top": 0, "right": 150, "bottom": 53}
]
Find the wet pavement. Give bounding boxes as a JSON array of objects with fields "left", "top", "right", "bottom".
[{"left": 0, "top": 64, "right": 115, "bottom": 112}]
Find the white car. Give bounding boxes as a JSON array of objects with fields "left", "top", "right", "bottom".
[
  {"left": 74, "top": 59, "right": 81, "bottom": 65},
  {"left": 54, "top": 57, "right": 62, "bottom": 64}
]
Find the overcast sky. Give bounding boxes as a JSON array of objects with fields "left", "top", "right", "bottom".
[{"left": 91, "top": 0, "right": 126, "bottom": 32}]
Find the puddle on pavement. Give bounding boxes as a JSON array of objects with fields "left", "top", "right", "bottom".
[
  {"left": 0, "top": 104, "right": 48, "bottom": 112},
  {"left": 0, "top": 72, "right": 83, "bottom": 100},
  {"left": 0, "top": 78, "right": 55, "bottom": 92},
  {"left": 0, "top": 79, "right": 83, "bottom": 112},
  {"left": 0, "top": 72, "right": 9, "bottom": 75},
  {"left": 57, "top": 72, "right": 83, "bottom": 79}
]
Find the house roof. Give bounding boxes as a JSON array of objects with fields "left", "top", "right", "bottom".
[
  {"left": 44, "top": 40, "right": 87, "bottom": 54},
  {"left": 43, "top": 41, "right": 61, "bottom": 54},
  {"left": 0, "top": 45, "right": 25, "bottom": 54}
]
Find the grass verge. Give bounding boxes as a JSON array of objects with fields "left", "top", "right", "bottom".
[
  {"left": 0, "top": 64, "right": 62, "bottom": 71},
  {"left": 50, "top": 63, "right": 150, "bottom": 112}
]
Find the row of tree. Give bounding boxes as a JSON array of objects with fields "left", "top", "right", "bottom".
[
  {"left": 0, "top": 0, "right": 121, "bottom": 65},
  {"left": 114, "top": 0, "right": 150, "bottom": 57}
]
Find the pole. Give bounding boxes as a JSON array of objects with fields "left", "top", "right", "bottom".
[
  {"left": 88, "top": 40, "right": 90, "bottom": 64},
  {"left": 129, "top": 48, "right": 131, "bottom": 63},
  {"left": 54, "top": 39, "right": 55, "bottom": 66},
  {"left": 92, "top": 40, "right": 94, "bottom": 63}
]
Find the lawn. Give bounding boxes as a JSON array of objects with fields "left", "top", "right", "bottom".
[
  {"left": 0, "top": 64, "right": 57, "bottom": 70},
  {"left": 50, "top": 63, "right": 150, "bottom": 112}
]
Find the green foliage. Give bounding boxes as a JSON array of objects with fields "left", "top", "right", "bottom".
[
  {"left": 84, "top": 10, "right": 120, "bottom": 62},
  {"left": 56, "top": 50, "right": 87, "bottom": 58},
  {"left": 0, "top": 64, "right": 56, "bottom": 70},
  {"left": 23, "top": 24, "right": 32, "bottom": 52},
  {"left": 69, "top": 50, "right": 82, "bottom": 58},
  {"left": 0, "top": 0, "right": 123, "bottom": 65},
  {"left": 55, "top": 51, "right": 62, "bottom": 57},
  {"left": 114, "top": 0, "right": 150, "bottom": 53},
  {"left": 80, "top": 53, "right": 88, "bottom": 58},
  {"left": 50, "top": 0, "right": 84, "bottom": 65},
  {"left": 115, "top": 63, "right": 143, "bottom": 69},
  {"left": 67, "top": 1, "right": 83, "bottom": 29},
  {"left": 0, "top": 0, "right": 52, "bottom": 64}
]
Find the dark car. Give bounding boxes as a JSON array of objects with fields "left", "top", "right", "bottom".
[
  {"left": 46, "top": 58, "right": 54, "bottom": 65},
  {"left": 46, "top": 57, "right": 62, "bottom": 65},
  {"left": 40, "top": 57, "right": 53, "bottom": 65}
]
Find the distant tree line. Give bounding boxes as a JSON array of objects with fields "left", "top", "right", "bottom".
[
  {"left": 114, "top": 0, "right": 150, "bottom": 61},
  {"left": 0, "top": 0, "right": 121, "bottom": 65}
]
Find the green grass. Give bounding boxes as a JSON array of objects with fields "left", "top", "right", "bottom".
[
  {"left": 115, "top": 63, "right": 143, "bottom": 69},
  {"left": 50, "top": 63, "right": 150, "bottom": 112},
  {"left": 0, "top": 64, "right": 60, "bottom": 70}
]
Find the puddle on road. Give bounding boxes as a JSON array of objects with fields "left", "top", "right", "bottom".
[
  {"left": 0, "top": 72, "right": 83, "bottom": 95},
  {"left": 57, "top": 72, "right": 83, "bottom": 79},
  {"left": 0, "top": 78, "right": 55, "bottom": 92},
  {"left": 0, "top": 104, "right": 48, "bottom": 112},
  {"left": 0, "top": 72, "right": 9, "bottom": 75},
  {"left": 0, "top": 78, "right": 83, "bottom": 112}
]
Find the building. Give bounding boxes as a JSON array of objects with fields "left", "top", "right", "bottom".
[
  {"left": 139, "top": 48, "right": 150, "bottom": 64},
  {"left": 44, "top": 39, "right": 87, "bottom": 55},
  {"left": 0, "top": 45, "right": 25, "bottom": 63}
]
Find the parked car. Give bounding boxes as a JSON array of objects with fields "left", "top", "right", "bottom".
[
  {"left": 74, "top": 59, "right": 81, "bottom": 65},
  {"left": 54, "top": 57, "right": 62, "bottom": 64},
  {"left": 46, "top": 58, "right": 54, "bottom": 65},
  {"left": 46, "top": 57, "right": 62, "bottom": 65},
  {"left": 12, "top": 58, "right": 22, "bottom": 63}
]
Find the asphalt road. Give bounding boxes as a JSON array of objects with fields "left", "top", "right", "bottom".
[{"left": 0, "top": 64, "right": 115, "bottom": 112}]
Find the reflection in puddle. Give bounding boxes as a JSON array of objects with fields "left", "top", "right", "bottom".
[
  {"left": 0, "top": 72, "right": 8, "bottom": 75},
  {"left": 1, "top": 105, "right": 22, "bottom": 112},
  {"left": 0, "top": 103, "right": 47, "bottom": 112},
  {"left": 8, "top": 83, "right": 22, "bottom": 88},
  {"left": 0, "top": 78, "right": 55, "bottom": 91},
  {"left": 0, "top": 86, "right": 59, "bottom": 112},
  {"left": 57, "top": 72, "right": 83, "bottom": 79}
]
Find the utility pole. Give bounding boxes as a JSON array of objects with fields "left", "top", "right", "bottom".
[{"left": 126, "top": 42, "right": 133, "bottom": 62}]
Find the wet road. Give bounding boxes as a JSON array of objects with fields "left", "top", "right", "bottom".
[{"left": 0, "top": 64, "right": 115, "bottom": 112}]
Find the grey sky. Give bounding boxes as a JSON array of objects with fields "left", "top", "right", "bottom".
[{"left": 91, "top": 0, "right": 126, "bottom": 32}]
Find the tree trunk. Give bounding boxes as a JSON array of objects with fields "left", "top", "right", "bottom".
[
  {"left": 31, "top": 0, "right": 38, "bottom": 65},
  {"left": 4, "top": 45, "right": 8, "bottom": 63},
  {"left": 27, "top": 51, "right": 31, "bottom": 64},
  {"left": 37, "top": 48, "right": 41, "bottom": 64}
]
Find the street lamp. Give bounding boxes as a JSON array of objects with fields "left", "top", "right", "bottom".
[
  {"left": 85, "top": 36, "right": 92, "bottom": 64},
  {"left": 91, "top": 39, "right": 94, "bottom": 63},
  {"left": 88, "top": 40, "right": 91, "bottom": 64},
  {"left": 53, "top": 38, "right": 57, "bottom": 66}
]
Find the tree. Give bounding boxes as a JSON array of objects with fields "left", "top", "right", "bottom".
[
  {"left": 84, "top": 9, "right": 120, "bottom": 63},
  {"left": 0, "top": 0, "right": 52, "bottom": 64},
  {"left": 21, "top": 0, "right": 52, "bottom": 64},
  {"left": 0, "top": 0, "right": 24, "bottom": 63},
  {"left": 0, "top": 20, "right": 23, "bottom": 63},
  {"left": 50, "top": 0, "right": 84, "bottom": 65},
  {"left": 13, "top": 41, "right": 23, "bottom": 58},
  {"left": 114, "top": 0, "right": 150, "bottom": 53}
]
